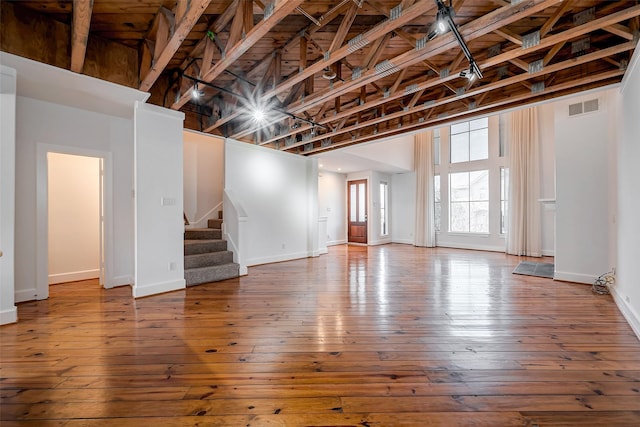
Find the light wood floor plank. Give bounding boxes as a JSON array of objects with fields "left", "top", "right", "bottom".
[{"left": 2, "top": 244, "right": 640, "bottom": 425}]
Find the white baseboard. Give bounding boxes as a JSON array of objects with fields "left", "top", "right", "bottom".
[
  {"left": 542, "top": 249, "right": 555, "bottom": 257},
  {"left": 368, "top": 239, "right": 392, "bottom": 246},
  {"left": 15, "top": 288, "right": 38, "bottom": 303},
  {"left": 553, "top": 271, "right": 596, "bottom": 284},
  {"left": 392, "top": 239, "right": 414, "bottom": 245},
  {"left": 436, "top": 242, "right": 506, "bottom": 253},
  {"left": 610, "top": 286, "right": 640, "bottom": 340},
  {"left": 319, "top": 247, "right": 329, "bottom": 255},
  {"left": 106, "top": 275, "right": 134, "bottom": 288},
  {"left": 327, "top": 239, "right": 347, "bottom": 246},
  {"left": 133, "top": 278, "right": 185, "bottom": 298},
  {"left": 49, "top": 269, "right": 99, "bottom": 285},
  {"left": 0, "top": 307, "right": 17, "bottom": 325},
  {"left": 247, "top": 251, "right": 309, "bottom": 267}
]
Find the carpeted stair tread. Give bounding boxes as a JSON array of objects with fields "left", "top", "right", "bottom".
[
  {"left": 184, "top": 239, "right": 228, "bottom": 255},
  {"left": 183, "top": 215, "right": 240, "bottom": 285},
  {"left": 185, "top": 263, "right": 240, "bottom": 286},
  {"left": 184, "top": 228, "right": 222, "bottom": 240},
  {"left": 184, "top": 251, "right": 234, "bottom": 269}
]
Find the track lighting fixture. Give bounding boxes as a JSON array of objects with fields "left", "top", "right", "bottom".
[{"left": 430, "top": 0, "right": 482, "bottom": 84}]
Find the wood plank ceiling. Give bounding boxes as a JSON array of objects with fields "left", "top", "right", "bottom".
[{"left": 4, "top": 0, "right": 640, "bottom": 155}]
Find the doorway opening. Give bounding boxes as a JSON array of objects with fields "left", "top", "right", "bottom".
[
  {"left": 348, "top": 179, "right": 367, "bottom": 244},
  {"left": 47, "top": 152, "right": 103, "bottom": 290}
]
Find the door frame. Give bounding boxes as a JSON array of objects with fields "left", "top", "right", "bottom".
[
  {"left": 36, "top": 143, "right": 113, "bottom": 300},
  {"left": 347, "top": 178, "right": 368, "bottom": 244}
]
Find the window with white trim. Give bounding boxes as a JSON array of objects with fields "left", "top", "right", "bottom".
[
  {"left": 380, "top": 182, "right": 389, "bottom": 236},
  {"left": 432, "top": 115, "right": 507, "bottom": 249}
]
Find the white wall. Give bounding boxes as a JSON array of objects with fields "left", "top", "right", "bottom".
[
  {"left": 47, "top": 153, "right": 100, "bottom": 284},
  {"left": 318, "top": 171, "right": 347, "bottom": 245},
  {"left": 133, "top": 102, "right": 185, "bottom": 298},
  {"left": 15, "top": 97, "right": 135, "bottom": 302},
  {"left": 225, "top": 139, "right": 319, "bottom": 266},
  {"left": 0, "top": 65, "right": 17, "bottom": 324},
  {"left": 613, "top": 51, "right": 640, "bottom": 337},
  {"left": 554, "top": 90, "right": 614, "bottom": 283},
  {"left": 391, "top": 172, "right": 416, "bottom": 244},
  {"left": 183, "top": 130, "right": 224, "bottom": 228}
]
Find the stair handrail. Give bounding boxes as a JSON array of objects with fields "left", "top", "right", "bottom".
[
  {"left": 223, "top": 189, "right": 248, "bottom": 275},
  {"left": 184, "top": 201, "right": 223, "bottom": 228}
]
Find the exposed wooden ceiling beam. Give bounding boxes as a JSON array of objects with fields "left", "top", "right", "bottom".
[
  {"left": 179, "top": 0, "right": 239, "bottom": 71},
  {"left": 259, "top": 0, "right": 437, "bottom": 101},
  {"left": 604, "top": 24, "right": 635, "bottom": 41},
  {"left": 494, "top": 28, "right": 522, "bottom": 45},
  {"left": 280, "top": 41, "right": 635, "bottom": 152},
  {"left": 259, "top": 2, "right": 640, "bottom": 147},
  {"left": 70, "top": 0, "right": 94, "bottom": 73},
  {"left": 540, "top": 0, "right": 573, "bottom": 37},
  {"left": 286, "top": 0, "right": 563, "bottom": 115},
  {"left": 139, "top": 0, "right": 212, "bottom": 92},
  {"left": 172, "top": 0, "right": 305, "bottom": 110},
  {"left": 303, "top": 69, "right": 625, "bottom": 154},
  {"left": 328, "top": 2, "right": 360, "bottom": 54}
]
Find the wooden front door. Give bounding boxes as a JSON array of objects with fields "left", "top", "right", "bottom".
[{"left": 348, "top": 179, "right": 367, "bottom": 244}]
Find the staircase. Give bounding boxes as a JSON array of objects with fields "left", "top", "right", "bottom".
[{"left": 184, "top": 216, "right": 240, "bottom": 286}]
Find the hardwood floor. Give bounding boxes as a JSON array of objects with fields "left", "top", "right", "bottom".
[{"left": 2, "top": 244, "right": 640, "bottom": 426}]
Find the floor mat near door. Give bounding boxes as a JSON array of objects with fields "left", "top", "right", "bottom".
[{"left": 513, "top": 261, "right": 554, "bottom": 279}]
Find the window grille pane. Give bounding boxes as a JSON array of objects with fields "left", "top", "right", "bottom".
[
  {"left": 450, "top": 172, "right": 469, "bottom": 202},
  {"left": 450, "top": 201, "right": 469, "bottom": 232},
  {"left": 451, "top": 121, "right": 469, "bottom": 134},
  {"left": 358, "top": 183, "right": 366, "bottom": 222},
  {"left": 469, "top": 128, "right": 489, "bottom": 161},
  {"left": 470, "top": 117, "right": 488, "bottom": 131},
  {"left": 469, "top": 170, "right": 489, "bottom": 201},
  {"left": 350, "top": 185, "right": 356, "bottom": 222},
  {"left": 470, "top": 201, "right": 489, "bottom": 233},
  {"left": 450, "top": 133, "right": 469, "bottom": 163}
]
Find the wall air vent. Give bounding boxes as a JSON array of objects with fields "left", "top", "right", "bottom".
[
  {"left": 569, "top": 99, "right": 599, "bottom": 117},
  {"left": 568, "top": 102, "right": 583, "bottom": 116},
  {"left": 584, "top": 99, "right": 599, "bottom": 113}
]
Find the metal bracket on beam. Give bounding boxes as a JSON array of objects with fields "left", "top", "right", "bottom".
[
  {"left": 529, "top": 59, "right": 543, "bottom": 73},
  {"left": 390, "top": 4, "right": 402, "bottom": 20},
  {"left": 532, "top": 82, "right": 545, "bottom": 93},
  {"left": 522, "top": 31, "right": 540, "bottom": 49},
  {"left": 264, "top": 2, "right": 275, "bottom": 20}
]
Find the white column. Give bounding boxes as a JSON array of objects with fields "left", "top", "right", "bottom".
[
  {"left": 133, "top": 102, "right": 186, "bottom": 298},
  {"left": 0, "top": 66, "right": 18, "bottom": 324}
]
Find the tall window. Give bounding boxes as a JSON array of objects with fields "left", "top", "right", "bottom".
[
  {"left": 450, "top": 117, "right": 488, "bottom": 163},
  {"left": 434, "top": 174, "right": 441, "bottom": 232},
  {"left": 500, "top": 167, "right": 509, "bottom": 235},
  {"left": 449, "top": 170, "right": 489, "bottom": 233},
  {"left": 380, "top": 182, "right": 388, "bottom": 236}
]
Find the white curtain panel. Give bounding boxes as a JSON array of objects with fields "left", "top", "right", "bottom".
[
  {"left": 507, "top": 107, "right": 542, "bottom": 256},
  {"left": 414, "top": 131, "right": 436, "bottom": 247}
]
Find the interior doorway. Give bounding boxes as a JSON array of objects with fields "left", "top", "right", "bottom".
[
  {"left": 348, "top": 179, "right": 367, "bottom": 244},
  {"left": 47, "top": 152, "right": 103, "bottom": 287}
]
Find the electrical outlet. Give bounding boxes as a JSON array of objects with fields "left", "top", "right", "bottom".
[
  {"left": 281, "top": 243, "right": 286, "bottom": 249},
  {"left": 168, "top": 261, "right": 176, "bottom": 271},
  {"left": 611, "top": 267, "right": 616, "bottom": 275}
]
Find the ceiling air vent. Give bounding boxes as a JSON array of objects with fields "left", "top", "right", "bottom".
[{"left": 569, "top": 99, "right": 599, "bottom": 116}]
